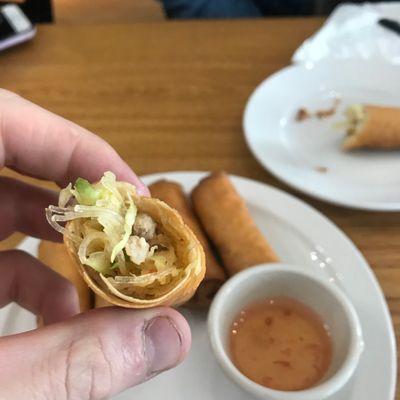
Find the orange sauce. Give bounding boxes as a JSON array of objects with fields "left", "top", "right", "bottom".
[{"left": 229, "top": 297, "right": 332, "bottom": 391}]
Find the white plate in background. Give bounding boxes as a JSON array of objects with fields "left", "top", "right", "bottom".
[
  {"left": 0, "top": 172, "right": 395, "bottom": 399},
  {"left": 244, "top": 60, "right": 400, "bottom": 211}
]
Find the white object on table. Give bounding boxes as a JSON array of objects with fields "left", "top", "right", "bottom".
[
  {"left": 243, "top": 60, "right": 400, "bottom": 211},
  {"left": 209, "top": 264, "right": 364, "bottom": 400},
  {"left": 292, "top": 2, "right": 400, "bottom": 66}
]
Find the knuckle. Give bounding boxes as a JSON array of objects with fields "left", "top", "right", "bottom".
[{"left": 63, "top": 336, "right": 113, "bottom": 400}]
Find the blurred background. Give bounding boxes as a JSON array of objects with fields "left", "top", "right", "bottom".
[{"left": 2, "top": 0, "right": 399, "bottom": 23}]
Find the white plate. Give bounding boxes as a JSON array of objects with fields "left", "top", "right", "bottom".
[
  {"left": 243, "top": 60, "right": 400, "bottom": 211},
  {"left": 1, "top": 172, "right": 395, "bottom": 399}
]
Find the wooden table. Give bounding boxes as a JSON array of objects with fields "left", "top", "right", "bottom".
[{"left": 0, "top": 18, "right": 398, "bottom": 396}]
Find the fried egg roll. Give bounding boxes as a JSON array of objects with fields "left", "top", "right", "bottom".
[
  {"left": 192, "top": 172, "right": 278, "bottom": 276},
  {"left": 38, "top": 240, "right": 92, "bottom": 312},
  {"left": 46, "top": 172, "right": 205, "bottom": 308},
  {"left": 149, "top": 179, "right": 226, "bottom": 306},
  {"left": 95, "top": 294, "right": 112, "bottom": 308},
  {"left": 343, "top": 105, "right": 400, "bottom": 150}
]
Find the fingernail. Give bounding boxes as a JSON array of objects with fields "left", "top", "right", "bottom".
[
  {"left": 136, "top": 183, "right": 150, "bottom": 197},
  {"left": 144, "top": 317, "right": 182, "bottom": 374}
]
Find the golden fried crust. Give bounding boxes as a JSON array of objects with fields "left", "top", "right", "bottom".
[
  {"left": 39, "top": 241, "right": 92, "bottom": 311},
  {"left": 344, "top": 105, "right": 400, "bottom": 150},
  {"left": 94, "top": 294, "right": 112, "bottom": 308},
  {"left": 149, "top": 179, "right": 226, "bottom": 307},
  {"left": 64, "top": 194, "right": 205, "bottom": 309},
  {"left": 191, "top": 171, "right": 279, "bottom": 277}
]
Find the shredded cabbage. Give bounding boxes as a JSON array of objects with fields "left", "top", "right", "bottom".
[
  {"left": 334, "top": 104, "right": 366, "bottom": 134},
  {"left": 110, "top": 192, "right": 137, "bottom": 262},
  {"left": 108, "top": 267, "right": 180, "bottom": 287},
  {"left": 46, "top": 171, "right": 181, "bottom": 285},
  {"left": 77, "top": 231, "right": 109, "bottom": 273}
]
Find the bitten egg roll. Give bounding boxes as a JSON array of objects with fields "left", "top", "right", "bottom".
[
  {"left": 38, "top": 240, "right": 92, "bottom": 312},
  {"left": 149, "top": 179, "right": 227, "bottom": 306},
  {"left": 46, "top": 172, "right": 205, "bottom": 308},
  {"left": 343, "top": 105, "right": 400, "bottom": 150},
  {"left": 191, "top": 172, "right": 278, "bottom": 276},
  {"left": 95, "top": 294, "right": 112, "bottom": 308}
]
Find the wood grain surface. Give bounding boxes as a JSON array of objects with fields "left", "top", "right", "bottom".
[
  {"left": 0, "top": 18, "right": 398, "bottom": 395},
  {"left": 53, "top": 0, "right": 164, "bottom": 24}
]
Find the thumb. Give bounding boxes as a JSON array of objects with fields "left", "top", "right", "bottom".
[{"left": 0, "top": 306, "right": 191, "bottom": 400}]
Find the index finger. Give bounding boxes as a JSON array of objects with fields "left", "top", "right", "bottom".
[{"left": 0, "top": 89, "right": 149, "bottom": 195}]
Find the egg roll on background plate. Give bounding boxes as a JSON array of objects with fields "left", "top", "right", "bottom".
[
  {"left": 46, "top": 172, "right": 205, "bottom": 309},
  {"left": 343, "top": 105, "right": 400, "bottom": 150},
  {"left": 149, "top": 179, "right": 227, "bottom": 307},
  {"left": 38, "top": 241, "right": 92, "bottom": 312},
  {"left": 192, "top": 172, "right": 279, "bottom": 276}
]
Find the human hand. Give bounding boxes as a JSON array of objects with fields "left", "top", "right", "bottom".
[{"left": 0, "top": 89, "right": 190, "bottom": 399}]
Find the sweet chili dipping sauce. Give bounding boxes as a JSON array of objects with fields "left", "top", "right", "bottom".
[{"left": 229, "top": 297, "right": 332, "bottom": 391}]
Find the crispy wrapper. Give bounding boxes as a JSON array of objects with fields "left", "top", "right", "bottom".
[
  {"left": 343, "top": 105, "right": 400, "bottom": 150},
  {"left": 64, "top": 194, "right": 205, "bottom": 308},
  {"left": 149, "top": 180, "right": 226, "bottom": 307},
  {"left": 39, "top": 241, "right": 92, "bottom": 312},
  {"left": 95, "top": 295, "right": 112, "bottom": 308},
  {"left": 192, "top": 172, "right": 278, "bottom": 276}
]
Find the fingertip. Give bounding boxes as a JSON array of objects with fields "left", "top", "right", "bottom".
[
  {"left": 25, "top": 306, "right": 191, "bottom": 399},
  {"left": 142, "top": 307, "right": 191, "bottom": 377},
  {"left": 137, "top": 183, "right": 151, "bottom": 197},
  {"left": 108, "top": 159, "right": 148, "bottom": 197},
  {"left": 162, "top": 307, "right": 192, "bottom": 363}
]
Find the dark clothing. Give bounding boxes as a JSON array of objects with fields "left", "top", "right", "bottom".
[
  {"left": 160, "top": 0, "right": 392, "bottom": 19},
  {"left": 161, "top": 0, "right": 319, "bottom": 18}
]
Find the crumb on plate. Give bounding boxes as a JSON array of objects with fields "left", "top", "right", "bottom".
[
  {"left": 296, "top": 98, "right": 341, "bottom": 122},
  {"left": 295, "top": 108, "right": 311, "bottom": 121},
  {"left": 315, "top": 166, "right": 328, "bottom": 173}
]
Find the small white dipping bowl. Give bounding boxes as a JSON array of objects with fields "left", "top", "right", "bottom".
[{"left": 208, "top": 263, "right": 364, "bottom": 400}]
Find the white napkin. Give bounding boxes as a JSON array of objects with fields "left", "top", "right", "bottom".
[{"left": 292, "top": 2, "right": 400, "bottom": 65}]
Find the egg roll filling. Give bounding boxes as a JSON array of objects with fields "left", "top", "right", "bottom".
[
  {"left": 46, "top": 172, "right": 183, "bottom": 299},
  {"left": 345, "top": 104, "right": 366, "bottom": 136}
]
